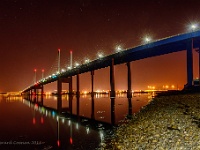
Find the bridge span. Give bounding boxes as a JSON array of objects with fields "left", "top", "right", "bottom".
[{"left": 22, "top": 30, "right": 200, "bottom": 102}]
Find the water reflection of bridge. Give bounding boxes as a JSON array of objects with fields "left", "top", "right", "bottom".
[
  {"left": 23, "top": 94, "right": 119, "bottom": 125},
  {"left": 22, "top": 92, "right": 153, "bottom": 126},
  {"left": 23, "top": 99, "right": 112, "bottom": 149}
]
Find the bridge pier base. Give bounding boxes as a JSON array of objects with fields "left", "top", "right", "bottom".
[
  {"left": 127, "top": 62, "right": 132, "bottom": 98},
  {"left": 32, "top": 85, "right": 43, "bottom": 103},
  {"left": 186, "top": 38, "right": 194, "bottom": 88},
  {"left": 110, "top": 58, "right": 116, "bottom": 98}
]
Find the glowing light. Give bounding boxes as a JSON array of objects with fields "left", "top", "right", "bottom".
[
  {"left": 67, "top": 66, "right": 72, "bottom": 70},
  {"left": 70, "top": 137, "right": 73, "bottom": 144},
  {"left": 33, "top": 117, "right": 36, "bottom": 124},
  {"left": 62, "top": 118, "right": 65, "bottom": 123},
  {"left": 52, "top": 111, "right": 56, "bottom": 117},
  {"left": 41, "top": 117, "right": 44, "bottom": 124},
  {"left": 143, "top": 36, "right": 152, "bottom": 43},
  {"left": 190, "top": 23, "right": 198, "bottom": 31},
  {"left": 100, "top": 131, "right": 104, "bottom": 141},
  {"left": 61, "top": 69, "right": 66, "bottom": 72},
  {"left": 85, "top": 58, "right": 90, "bottom": 63},
  {"left": 96, "top": 90, "right": 101, "bottom": 93},
  {"left": 115, "top": 45, "right": 122, "bottom": 52},
  {"left": 97, "top": 52, "right": 104, "bottom": 58},
  {"left": 68, "top": 120, "right": 71, "bottom": 126},
  {"left": 57, "top": 140, "right": 60, "bottom": 147},
  {"left": 86, "top": 127, "right": 90, "bottom": 134},
  {"left": 83, "top": 91, "right": 88, "bottom": 94},
  {"left": 75, "top": 62, "right": 80, "bottom": 67},
  {"left": 76, "top": 123, "right": 79, "bottom": 130}
]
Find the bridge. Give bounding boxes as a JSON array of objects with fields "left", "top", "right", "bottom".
[{"left": 22, "top": 30, "right": 200, "bottom": 105}]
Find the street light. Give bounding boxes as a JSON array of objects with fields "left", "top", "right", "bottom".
[
  {"left": 75, "top": 62, "right": 80, "bottom": 67},
  {"left": 85, "top": 58, "right": 90, "bottom": 63},
  {"left": 67, "top": 66, "right": 72, "bottom": 70},
  {"left": 143, "top": 36, "right": 151, "bottom": 44},
  {"left": 97, "top": 52, "right": 103, "bottom": 59},
  {"left": 115, "top": 45, "right": 122, "bottom": 52},
  {"left": 190, "top": 23, "right": 198, "bottom": 32}
]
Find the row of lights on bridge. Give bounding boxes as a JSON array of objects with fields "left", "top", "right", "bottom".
[{"left": 25, "top": 23, "right": 199, "bottom": 91}]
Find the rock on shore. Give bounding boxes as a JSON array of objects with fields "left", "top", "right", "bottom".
[{"left": 101, "top": 94, "right": 200, "bottom": 150}]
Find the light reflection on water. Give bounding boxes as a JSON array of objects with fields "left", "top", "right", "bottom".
[
  {"left": 0, "top": 93, "right": 153, "bottom": 149},
  {"left": 40, "top": 93, "right": 153, "bottom": 124}
]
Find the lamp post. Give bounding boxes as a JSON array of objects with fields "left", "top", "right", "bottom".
[{"left": 34, "top": 69, "right": 37, "bottom": 84}]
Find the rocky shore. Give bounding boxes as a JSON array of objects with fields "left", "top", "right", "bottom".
[{"left": 101, "top": 93, "right": 200, "bottom": 150}]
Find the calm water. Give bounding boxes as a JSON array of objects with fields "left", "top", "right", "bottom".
[{"left": 0, "top": 93, "right": 153, "bottom": 150}]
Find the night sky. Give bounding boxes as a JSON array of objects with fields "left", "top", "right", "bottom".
[{"left": 0, "top": 0, "right": 200, "bottom": 92}]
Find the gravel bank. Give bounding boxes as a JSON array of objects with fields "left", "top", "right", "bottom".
[{"left": 101, "top": 94, "right": 200, "bottom": 150}]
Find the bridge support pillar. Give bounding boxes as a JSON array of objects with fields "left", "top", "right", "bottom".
[
  {"left": 30, "top": 89, "right": 32, "bottom": 100},
  {"left": 110, "top": 58, "right": 116, "bottom": 98},
  {"left": 76, "top": 74, "right": 80, "bottom": 97},
  {"left": 34, "top": 88, "right": 37, "bottom": 95},
  {"left": 57, "top": 77, "right": 73, "bottom": 113},
  {"left": 127, "top": 62, "right": 132, "bottom": 98},
  {"left": 91, "top": 70, "right": 95, "bottom": 119},
  {"left": 32, "top": 85, "right": 43, "bottom": 103},
  {"left": 186, "top": 39, "right": 194, "bottom": 87},
  {"left": 91, "top": 70, "right": 94, "bottom": 98}
]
